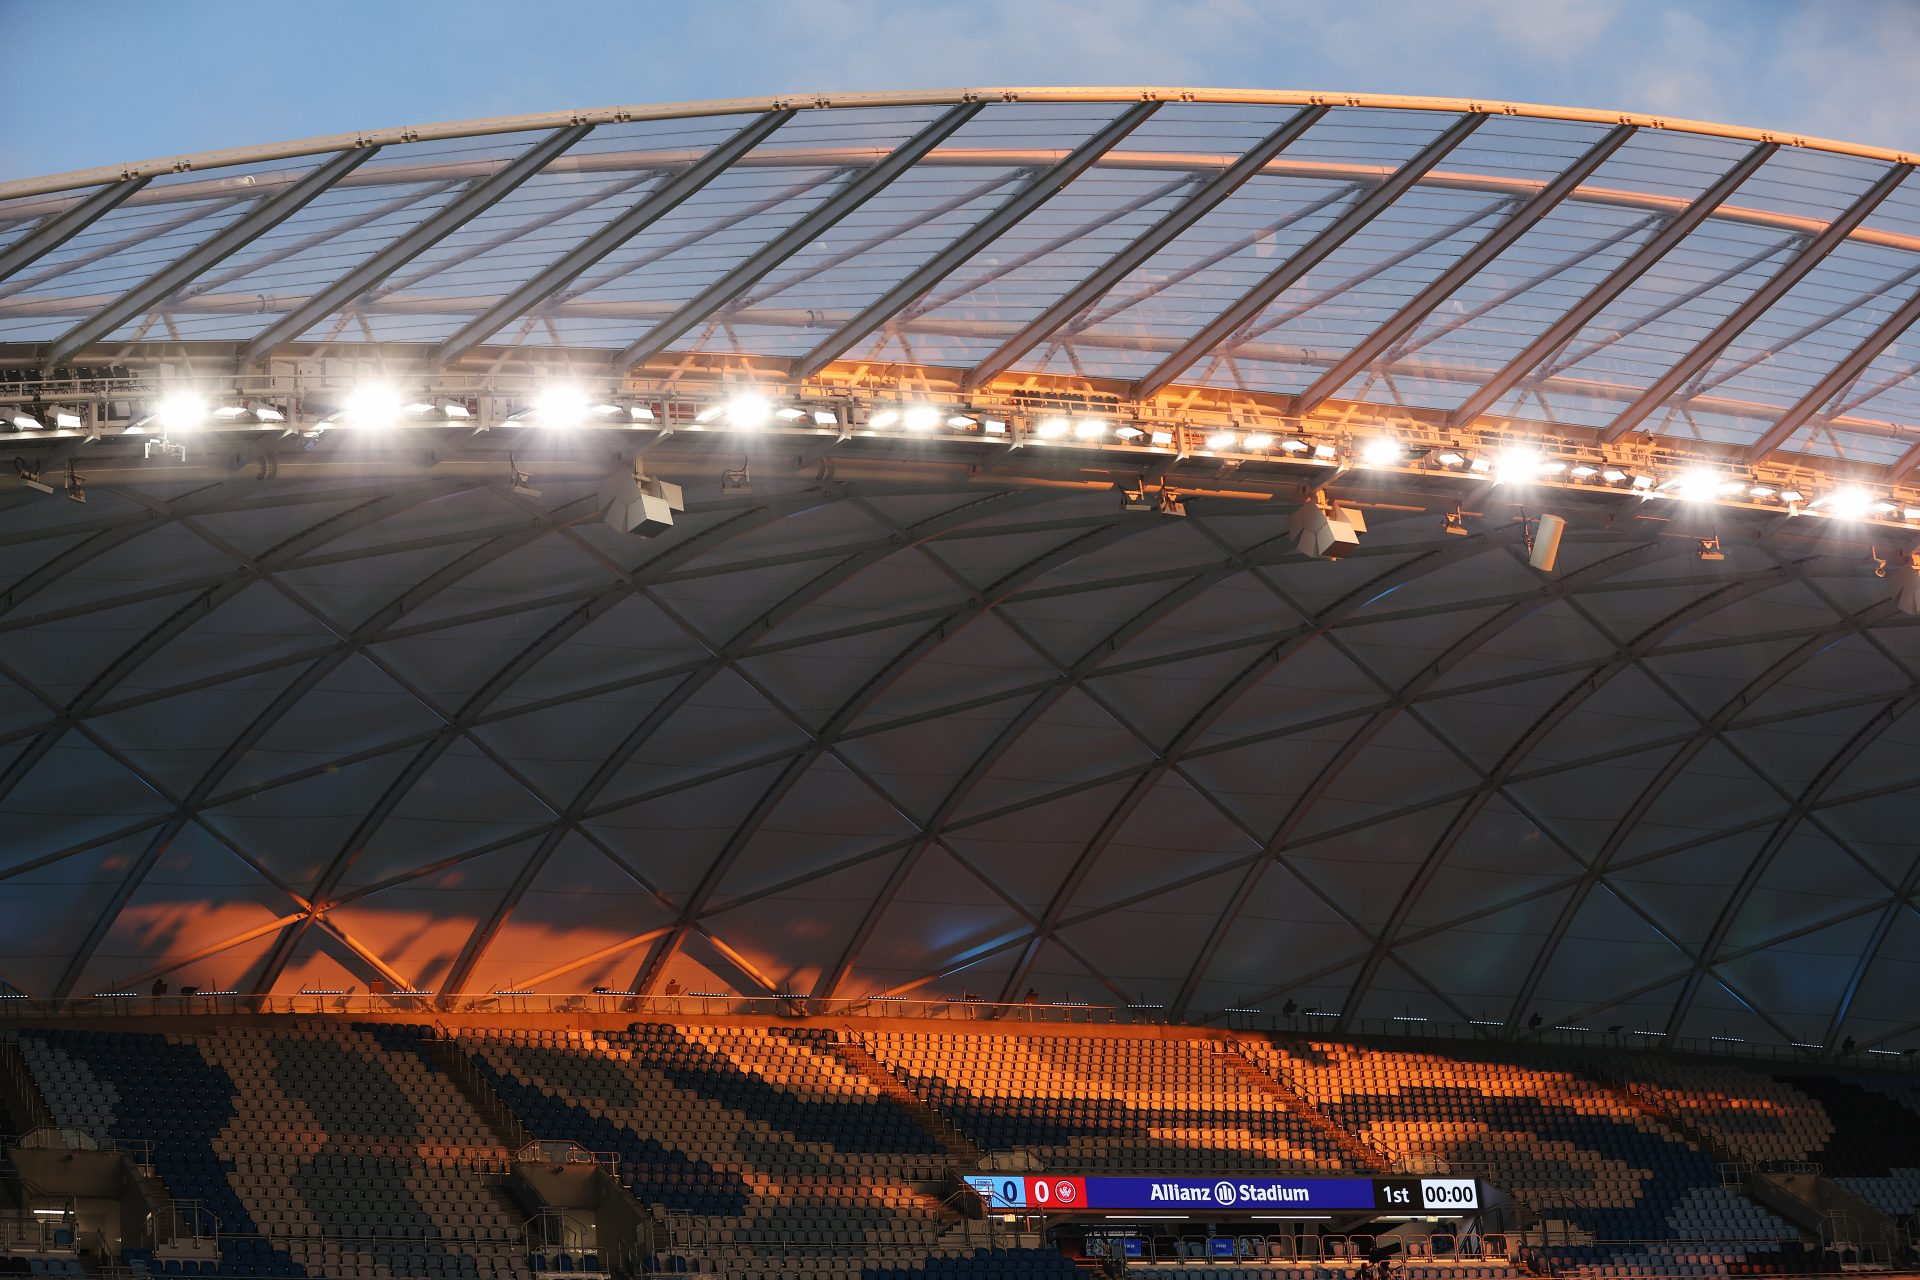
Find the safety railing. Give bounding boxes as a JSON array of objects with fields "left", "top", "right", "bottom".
[{"left": 0, "top": 990, "right": 1913, "bottom": 1073}]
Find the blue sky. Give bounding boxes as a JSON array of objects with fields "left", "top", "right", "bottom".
[{"left": 2, "top": 0, "right": 1916, "bottom": 181}]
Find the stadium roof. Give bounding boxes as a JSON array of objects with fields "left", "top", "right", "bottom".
[{"left": 2, "top": 89, "right": 1919, "bottom": 1054}]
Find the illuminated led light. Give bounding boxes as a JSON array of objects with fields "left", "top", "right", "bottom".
[
  {"left": 52, "top": 410, "right": 82, "bottom": 429},
  {"left": 403, "top": 401, "right": 436, "bottom": 415},
  {"left": 775, "top": 407, "right": 808, "bottom": 421},
  {"left": 1242, "top": 432, "right": 1273, "bottom": 449},
  {"left": 947, "top": 415, "right": 977, "bottom": 428},
  {"left": 1468, "top": 457, "right": 1491, "bottom": 473},
  {"left": 723, "top": 393, "right": 770, "bottom": 430},
  {"left": 1631, "top": 474, "right": 1655, "bottom": 490},
  {"left": 1662, "top": 468, "right": 1722, "bottom": 502},
  {"left": 440, "top": 401, "right": 470, "bottom": 419},
  {"left": 629, "top": 404, "right": 656, "bottom": 421},
  {"left": 1905, "top": 508, "right": 1920, "bottom": 521},
  {"left": 530, "top": 385, "right": 590, "bottom": 428},
  {"left": 1114, "top": 425, "right": 1144, "bottom": 440},
  {"left": 1279, "top": 438, "right": 1310, "bottom": 453},
  {"left": 1149, "top": 430, "right": 1174, "bottom": 446},
  {"left": 1359, "top": 438, "right": 1402, "bottom": 466},
  {"left": 155, "top": 392, "right": 209, "bottom": 433},
  {"left": 1435, "top": 451, "right": 1466, "bottom": 467},
  {"left": 982, "top": 418, "right": 1007, "bottom": 434},
  {"left": 1570, "top": 465, "right": 1599, "bottom": 479},
  {"left": 1820, "top": 488, "right": 1876, "bottom": 520},
  {"left": 902, "top": 404, "right": 941, "bottom": 431},
  {"left": 1779, "top": 488, "right": 1804, "bottom": 502},
  {"left": 1874, "top": 501, "right": 1900, "bottom": 515},
  {"left": 1537, "top": 461, "right": 1567, "bottom": 475},
  {"left": 1074, "top": 417, "right": 1108, "bottom": 439},
  {"left": 864, "top": 408, "right": 898, "bottom": 429},
  {"left": 1749, "top": 486, "right": 1777, "bottom": 498},
  {"left": 1494, "top": 446, "right": 1542, "bottom": 483},
  {"left": 694, "top": 404, "right": 724, "bottom": 423},
  {"left": 1311, "top": 443, "right": 1336, "bottom": 459},
  {"left": 1601, "top": 469, "right": 1629, "bottom": 483},
  {"left": 1035, "top": 417, "right": 1069, "bottom": 439},
  {"left": 9, "top": 413, "right": 40, "bottom": 430},
  {"left": 811, "top": 409, "right": 838, "bottom": 426},
  {"left": 1206, "top": 431, "right": 1238, "bottom": 450},
  {"left": 213, "top": 404, "right": 249, "bottom": 419}
]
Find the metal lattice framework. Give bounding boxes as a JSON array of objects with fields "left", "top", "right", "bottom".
[{"left": 2, "top": 88, "right": 1920, "bottom": 1051}]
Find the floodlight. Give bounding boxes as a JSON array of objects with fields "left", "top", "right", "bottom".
[
  {"left": 811, "top": 409, "right": 837, "bottom": 426},
  {"left": 1779, "top": 488, "right": 1805, "bottom": 503},
  {"left": 1570, "top": 465, "right": 1599, "bottom": 479},
  {"left": 1312, "top": 443, "right": 1336, "bottom": 459},
  {"left": 1749, "top": 486, "right": 1776, "bottom": 499},
  {"left": 775, "top": 407, "right": 809, "bottom": 421},
  {"left": 338, "top": 385, "right": 402, "bottom": 429},
  {"left": 1148, "top": 430, "right": 1174, "bottom": 446},
  {"left": 1469, "top": 457, "right": 1492, "bottom": 473},
  {"left": 902, "top": 405, "right": 940, "bottom": 431},
  {"left": 946, "top": 414, "right": 977, "bottom": 429},
  {"left": 1243, "top": 432, "right": 1273, "bottom": 449},
  {"left": 1280, "top": 438, "right": 1310, "bottom": 453},
  {"left": 721, "top": 394, "right": 770, "bottom": 429},
  {"left": 1601, "top": 469, "right": 1629, "bottom": 484},
  {"left": 213, "top": 404, "right": 248, "bottom": 419},
  {"left": 1537, "top": 461, "right": 1566, "bottom": 475},
  {"left": 982, "top": 418, "right": 1008, "bottom": 434},
  {"left": 1435, "top": 451, "right": 1465, "bottom": 467},
  {"left": 694, "top": 404, "right": 725, "bottom": 423},
  {"left": 1114, "top": 425, "right": 1144, "bottom": 441},
  {"left": 1822, "top": 488, "right": 1875, "bottom": 520},
  {"left": 155, "top": 392, "right": 209, "bottom": 433},
  {"left": 1074, "top": 418, "right": 1107, "bottom": 439},
  {"left": 1664, "top": 469, "right": 1721, "bottom": 502},
  {"left": 403, "top": 402, "right": 436, "bottom": 415},
  {"left": 1206, "top": 431, "right": 1238, "bottom": 450},
  {"left": 1359, "top": 438, "right": 1402, "bottom": 467},
  {"left": 10, "top": 412, "right": 42, "bottom": 430},
  {"left": 52, "top": 410, "right": 82, "bottom": 429},
  {"left": 440, "top": 401, "right": 471, "bottom": 420},
  {"left": 1494, "top": 447, "right": 1541, "bottom": 484},
  {"left": 539, "top": 391, "right": 601, "bottom": 426},
  {"left": 631, "top": 405, "right": 657, "bottom": 421},
  {"left": 1035, "top": 417, "right": 1069, "bottom": 439},
  {"left": 250, "top": 400, "right": 287, "bottom": 422},
  {"left": 868, "top": 408, "right": 900, "bottom": 428},
  {"left": 1631, "top": 475, "right": 1654, "bottom": 490}
]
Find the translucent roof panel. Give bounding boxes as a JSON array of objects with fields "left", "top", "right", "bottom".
[{"left": 2, "top": 89, "right": 1917, "bottom": 470}]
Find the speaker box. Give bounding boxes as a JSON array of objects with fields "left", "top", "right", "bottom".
[{"left": 1529, "top": 513, "right": 1566, "bottom": 573}]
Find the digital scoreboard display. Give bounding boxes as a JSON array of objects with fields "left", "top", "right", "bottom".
[{"left": 964, "top": 1175, "right": 1479, "bottom": 1214}]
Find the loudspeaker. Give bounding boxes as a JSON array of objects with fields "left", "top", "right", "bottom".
[
  {"left": 598, "top": 470, "right": 685, "bottom": 537},
  {"left": 1529, "top": 513, "right": 1566, "bottom": 573},
  {"left": 1290, "top": 500, "right": 1364, "bottom": 559}
]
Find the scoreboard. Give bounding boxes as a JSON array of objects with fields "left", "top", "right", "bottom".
[{"left": 963, "top": 1175, "right": 1479, "bottom": 1215}]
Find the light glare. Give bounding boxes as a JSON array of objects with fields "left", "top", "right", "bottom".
[
  {"left": 340, "top": 385, "right": 403, "bottom": 429},
  {"left": 902, "top": 405, "right": 940, "bottom": 431},
  {"left": 155, "top": 392, "right": 209, "bottom": 433},
  {"left": 723, "top": 393, "right": 770, "bottom": 430},
  {"left": 533, "top": 386, "right": 590, "bottom": 428},
  {"left": 1359, "top": 438, "right": 1402, "bottom": 467}
]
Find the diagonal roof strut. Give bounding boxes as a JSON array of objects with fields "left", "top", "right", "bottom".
[
  {"left": 960, "top": 105, "right": 1329, "bottom": 390},
  {"left": 788, "top": 100, "right": 1163, "bottom": 381},
  {"left": 430, "top": 109, "right": 794, "bottom": 366},
  {"left": 1290, "top": 124, "right": 1636, "bottom": 416},
  {"left": 1600, "top": 161, "right": 1914, "bottom": 443},
  {"left": 0, "top": 178, "right": 152, "bottom": 283},
  {"left": 1130, "top": 111, "right": 1488, "bottom": 400},
  {"left": 241, "top": 123, "right": 595, "bottom": 363},
  {"left": 40, "top": 148, "right": 379, "bottom": 367},
  {"left": 611, "top": 102, "right": 985, "bottom": 373},
  {"left": 1442, "top": 139, "right": 1778, "bottom": 430}
]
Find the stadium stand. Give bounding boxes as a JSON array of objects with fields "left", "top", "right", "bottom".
[
  {"left": 456, "top": 1023, "right": 967, "bottom": 1277},
  {"left": 1253, "top": 1038, "right": 1804, "bottom": 1277},
  {"left": 1780, "top": 1075, "right": 1920, "bottom": 1219},
  {"left": 861, "top": 1030, "right": 1348, "bottom": 1173}
]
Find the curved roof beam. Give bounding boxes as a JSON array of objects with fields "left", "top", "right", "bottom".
[
  {"left": 431, "top": 109, "right": 793, "bottom": 367},
  {"left": 1336, "top": 551, "right": 1816, "bottom": 1027},
  {"left": 789, "top": 101, "right": 1161, "bottom": 380},
  {"left": 40, "top": 147, "right": 378, "bottom": 369},
  {"left": 1291, "top": 125, "right": 1635, "bottom": 415},
  {"left": 1131, "top": 113, "right": 1486, "bottom": 400},
  {"left": 1442, "top": 141, "right": 1777, "bottom": 430},
  {"left": 611, "top": 103, "right": 984, "bottom": 373},
  {"left": 1600, "top": 162, "right": 1914, "bottom": 443},
  {"left": 241, "top": 123, "right": 593, "bottom": 363},
  {"left": 1503, "top": 593, "right": 1903, "bottom": 1033},
  {"left": 960, "top": 105, "right": 1327, "bottom": 389},
  {"left": 1170, "top": 534, "right": 1696, "bottom": 1019}
]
